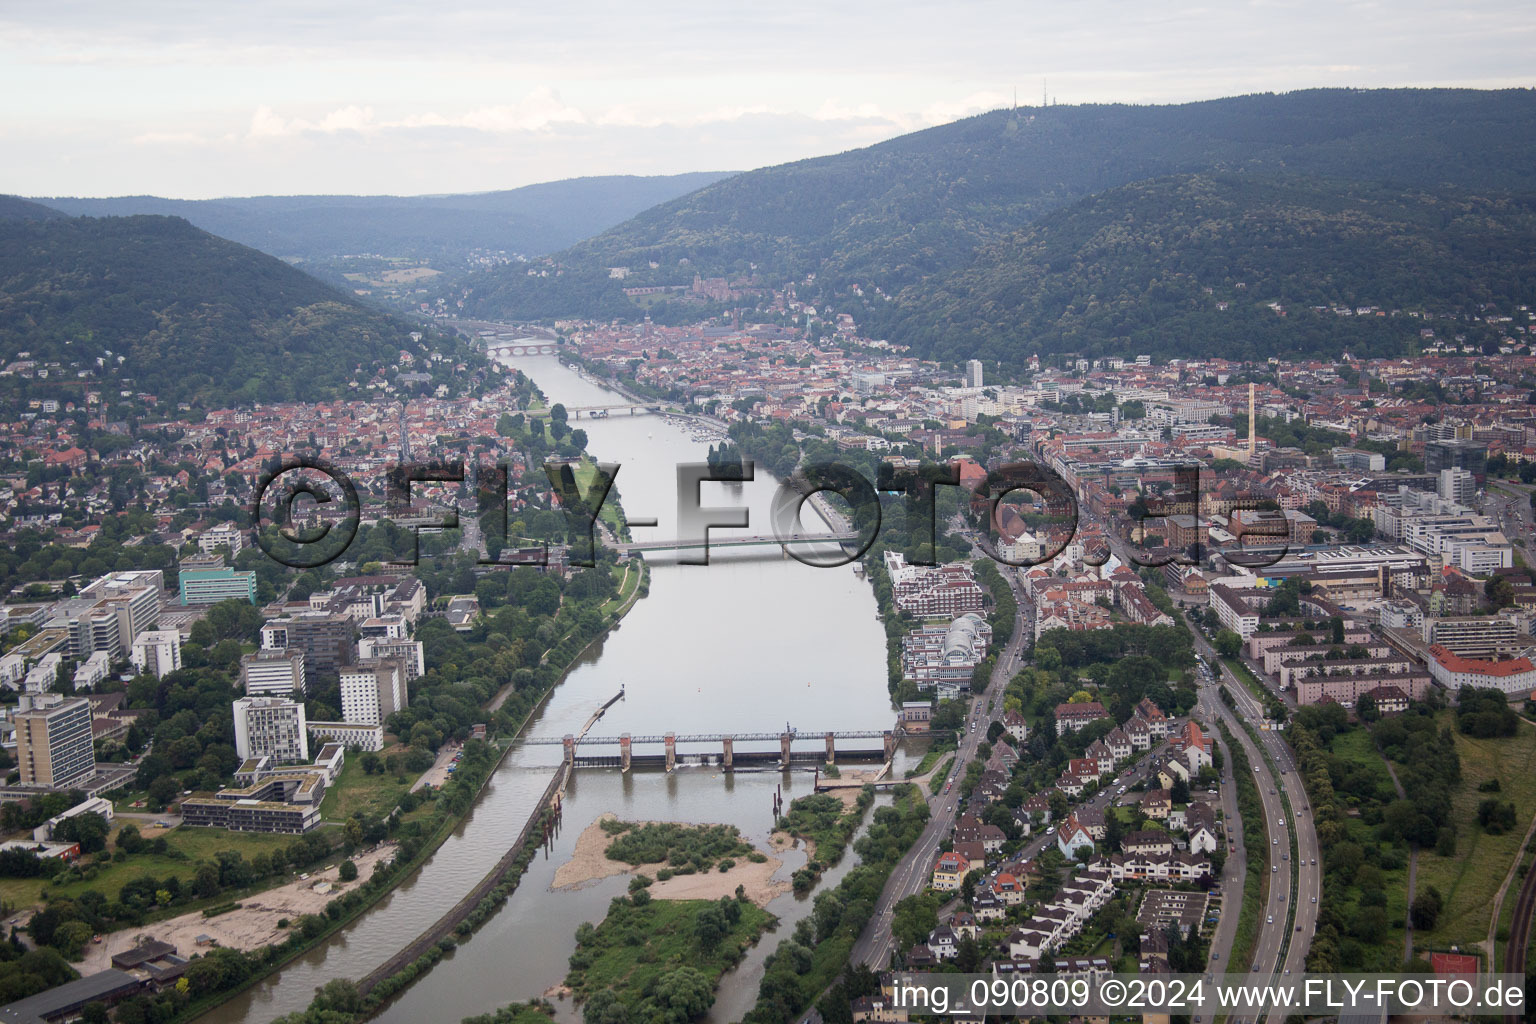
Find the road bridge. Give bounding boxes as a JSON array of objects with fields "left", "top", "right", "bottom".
[{"left": 612, "top": 530, "right": 861, "bottom": 554}]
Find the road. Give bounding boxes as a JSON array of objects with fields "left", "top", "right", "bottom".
[
  {"left": 1191, "top": 628, "right": 1322, "bottom": 1024},
  {"left": 849, "top": 561, "right": 1028, "bottom": 968}
]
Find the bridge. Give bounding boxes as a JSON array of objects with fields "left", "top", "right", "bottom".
[
  {"left": 522, "top": 729, "right": 897, "bottom": 771},
  {"left": 613, "top": 530, "right": 861, "bottom": 554},
  {"left": 485, "top": 340, "right": 557, "bottom": 356},
  {"left": 521, "top": 403, "right": 662, "bottom": 419}
]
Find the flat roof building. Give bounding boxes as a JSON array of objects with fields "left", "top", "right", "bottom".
[{"left": 14, "top": 693, "right": 95, "bottom": 790}]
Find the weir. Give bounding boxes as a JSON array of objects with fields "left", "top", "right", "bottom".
[{"left": 544, "top": 728, "right": 899, "bottom": 772}]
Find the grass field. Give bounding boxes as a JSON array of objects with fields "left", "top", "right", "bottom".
[
  {"left": 0, "top": 825, "right": 294, "bottom": 912},
  {"left": 319, "top": 759, "right": 412, "bottom": 821},
  {"left": 1414, "top": 714, "right": 1536, "bottom": 953}
]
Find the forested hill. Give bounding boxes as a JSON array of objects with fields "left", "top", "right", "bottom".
[
  {"left": 454, "top": 88, "right": 1536, "bottom": 358},
  {"left": 0, "top": 212, "right": 441, "bottom": 407},
  {"left": 861, "top": 174, "right": 1536, "bottom": 365},
  {"left": 0, "top": 195, "right": 69, "bottom": 221},
  {"left": 35, "top": 172, "right": 732, "bottom": 263}
]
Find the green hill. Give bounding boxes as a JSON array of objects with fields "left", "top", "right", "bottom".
[
  {"left": 35, "top": 172, "right": 733, "bottom": 263},
  {"left": 0, "top": 212, "right": 447, "bottom": 407},
  {"left": 865, "top": 173, "right": 1536, "bottom": 365},
  {"left": 0, "top": 195, "right": 69, "bottom": 221},
  {"left": 454, "top": 88, "right": 1536, "bottom": 360}
]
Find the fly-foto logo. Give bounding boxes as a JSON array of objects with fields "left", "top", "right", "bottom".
[{"left": 252, "top": 455, "right": 1291, "bottom": 570}]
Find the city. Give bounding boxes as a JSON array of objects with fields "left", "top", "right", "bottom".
[{"left": 2, "top": 8, "right": 1536, "bottom": 1024}]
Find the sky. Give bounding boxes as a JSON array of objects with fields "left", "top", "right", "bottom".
[{"left": 3, "top": 0, "right": 1533, "bottom": 199}]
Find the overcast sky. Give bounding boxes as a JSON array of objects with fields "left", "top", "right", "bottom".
[{"left": 3, "top": 1, "right": 1532, "bottom": 199}]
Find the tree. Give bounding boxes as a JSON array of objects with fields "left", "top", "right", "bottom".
[
  {"left": 583, "top": 989, "right": 632, "bottom": 1024},
  {"left": 652, "top": 966, "right": 713, "bottom": 1022},
  {"left": 891, "top": 891, "right": 940, "bottom": 949},
  {"left": 1213, "top": 630, "right": 1242, "bottom": 659},
  {"left": 693, "top": 903, "right": 727, "bottom": 952},
  {"left": 338, "top": 859, "right": 358, "bottom": 882},
  {"left": 955, "top": 934, "right": 982, "bottom": 972},
  {"left": 1410, "top": 886, "right": 1443, "bottom": 930}
]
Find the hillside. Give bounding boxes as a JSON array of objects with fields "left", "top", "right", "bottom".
[
  {"left": 865, "top": 174, "right": 1536, "bottom": 365},
  {"left": 35, "top": 172, "right": 733, "bottom": 263},
  {"left": 0, "top": 195, "right": 69, "bottom": 221},
  {"left": 0, "top": 212, "right": 446, "bottom": 407},
  {"left": 453, "top": 88, "right": 1536, "bottom": 358}
]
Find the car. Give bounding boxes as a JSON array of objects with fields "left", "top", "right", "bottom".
[
  {"left": 1285, "top": 969, "right": 1291, "bottom": 976},
  {"left": 1272, "top": 838, "right": 1278, "bottom": 845},
  {"left": 1254, "top": 765, "right": 1260, "bottom": 772},
  {"left": 1272, "top": 865, "right": 1278, "bottom": 873},
  {"left": 1278, "top": 818, "right": 1284, "bottom": 826},
  {"left": 1267, "top": 915, "right": 1273, "bottom": 924},
  {"left": 1311, "top": 896, "right": 1316, "bottom": 903},
  {"left": 1046, "top": 826, "right": 1055, "bottom": 835},
  {"left": 1310, "top": 858, "right": 1316, "bottom": 865},
  {"left": 1283, "top": 853, "right": 1288, "bottom": 861},
  {"left": 1211, "top": 952, "right": 1220, "bottom": 960}
]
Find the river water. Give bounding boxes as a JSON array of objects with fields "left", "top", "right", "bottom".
[{"left": 203, "top": 351, "right": 905, "bottom": 1024}]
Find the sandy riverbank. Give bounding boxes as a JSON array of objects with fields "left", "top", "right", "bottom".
[
  {"left": 553, "top": 814, "right": 796, "bottom": 907},
  {"left": 78, "top": 843, "right": 398, "bottom": 974}
]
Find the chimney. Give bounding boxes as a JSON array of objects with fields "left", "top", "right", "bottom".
[{"left": 1248, "top": 383, "right": 1256, "bottom": 460}]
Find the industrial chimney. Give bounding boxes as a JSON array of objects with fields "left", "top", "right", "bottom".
[{"left": 1247, "top": 383, "right": 1257, "bottom": 461}]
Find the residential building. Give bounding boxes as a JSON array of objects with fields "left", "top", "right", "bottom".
[
  {"left": 179, "top": 568, "right": 257, "bottom": 606},
  {"left": 240, "top": 648, "right": 307, "bottom": 697},
  {"left": 14, "top": 693, "right": 95, "bottom": 789},
  {"left": 339, "top": 658, "right": 408, "bottom": 726},
  {"left": 232, "top": 696, "right": 308, "bottom": 764},
  {"left": 130, "top": 629, "right": 183, "bottom": 678}
]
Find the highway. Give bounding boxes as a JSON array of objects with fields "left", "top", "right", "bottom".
[{"left": 1191, "top": 628, "right": 1323, "bottom": 1024}]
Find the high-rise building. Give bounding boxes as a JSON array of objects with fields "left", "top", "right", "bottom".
[
  {"left": 965, "top": 359, "right": 984, "bottom": 388},
  {"left": 198, "top": 523, "right": 245, "bottom": 556},
  {"left": 233, "top": 696, "right": 309, "bottom": 764},
  {"left": 179, "top": 568, "right": 258, "bottom": 605},
  {"left": 15, "top": 693, "right": 96, "bottom": 789},
  {"left": 261, "top": 612, "right": 355, "bottom": 673},
  {"left": 1438, "top": 467, "right": 1477, "bottom": 506},
  {"left": 357, "top": 637, "right": 425, "bottom": 680},
  {"left": 1424, "top": 439, "right": 1488, "bottom": 485},
  {"left": 130, "top": 629, "right": 183, "bottom": 678},
  {"left": 340, "top": 658, "right": 408, "bottom": 726},
  {"left": 240, "top": 648, "right": 307, "bottom": 697}
]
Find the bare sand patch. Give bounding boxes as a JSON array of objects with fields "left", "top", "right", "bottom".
[
  {"left": 77, "top": 843, "right": 397, "bottom": 974},
  {"left": 554, "top": 814, "right": 791, "bottom": 907}
]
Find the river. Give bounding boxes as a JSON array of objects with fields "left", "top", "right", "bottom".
[{"left": 202, "top": 350, "right": 907, "bottom": 1024}]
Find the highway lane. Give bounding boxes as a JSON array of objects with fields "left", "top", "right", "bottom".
[{"left": 1191, "top": 630, "right": 1322, "bottom": 1024}]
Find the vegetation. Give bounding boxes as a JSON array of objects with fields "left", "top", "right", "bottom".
[
  {"left": 458, "top": 89, "right": 1536, "bottom": 364},
  {"left": 601, "top": 822, "right": 754, "bottom": 873},
  {"left": 566, "top": 894, "right": 772, "bottom": 1023},
  {"left": 748, "top": 785, "right": 931, "bottom": 1024},
  {"left": 0, "top": 213, "right": 478, "bottom": 408}
]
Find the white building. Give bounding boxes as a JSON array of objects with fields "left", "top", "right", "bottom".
[
  {"left": 240, "top": 648, "right": 307, "bottom": 697},
  {"left": 307, "top": 720, "right": 384, "bottom": 752},
  {"left": 340, "top": 658, "right": 408, "bottom": 726},
  {"left": 357, "top": 637, "right": 425, "bottom": 681},
  {"left": 72, "top": 651, "right": 111, "bottom": 690},
  {"left": 233, "top": 696, "right": 309, "bottom": 764},
  {"left": 131, "top": 629, "right": 183, "bottom": 678},
  {"left": 965, "top": 359, "right": 984, "bottom": 388},
  {"left": 199, "top": 523, "right": 245, "bottom": 556},
  {"left": 24, "top": 653, "right": 64, "bottom": 692}
]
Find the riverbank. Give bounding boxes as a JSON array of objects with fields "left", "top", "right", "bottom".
[
  {"left": 84, "top": 844, "right": 398, "bottom": 974},
  {"left": 184, "top": 567, "right": 652, "bottom": 1024},
  {"left": 554, "top": 814, "right": 793, "bottom": 908}
]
